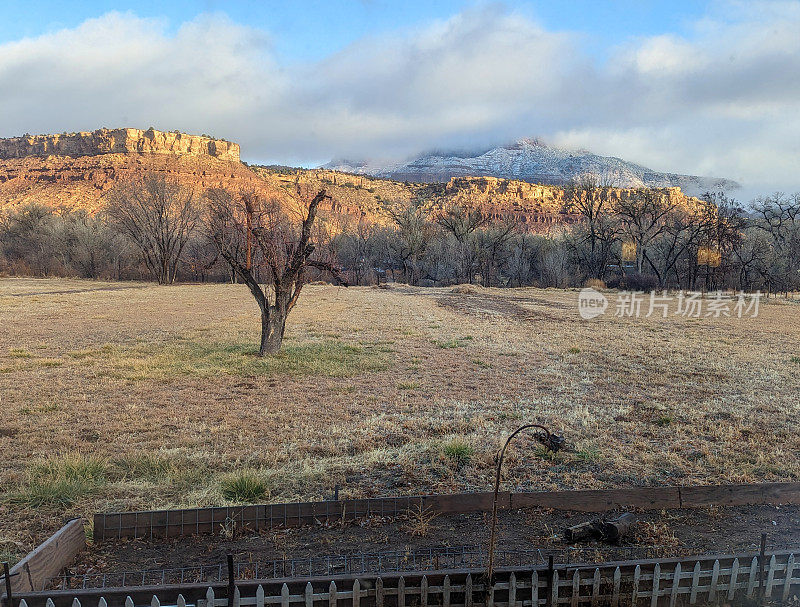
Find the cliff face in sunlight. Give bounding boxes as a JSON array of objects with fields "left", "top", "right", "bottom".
[
  {"left": 0, "top": 128, "right": 704, "bottom": 231},
  {"left": 0, "top": 128, "right": 240, "bottom": 162}
]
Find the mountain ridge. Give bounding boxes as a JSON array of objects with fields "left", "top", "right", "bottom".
[{"left": 323, "top": 138, "right": 739, "bottom": 197}]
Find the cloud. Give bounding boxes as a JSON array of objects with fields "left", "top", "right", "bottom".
[{"left": 0, "top": 2, "right": 799, "bottom": 194}]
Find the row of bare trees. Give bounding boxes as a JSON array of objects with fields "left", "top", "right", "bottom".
[
  {"left": 2, "top": 175, "right": 799, "bottom": 334},
  {"left": 331, "top": 180, "right": 800, "bottom": 294}
]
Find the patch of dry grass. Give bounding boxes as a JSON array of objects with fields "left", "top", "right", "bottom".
[{"left": 0, "top": 277, "right": 798, "bottom": 562}]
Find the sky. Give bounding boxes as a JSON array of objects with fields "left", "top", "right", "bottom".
[{"left": 1, "top": 0, "right": 799, "bottom": 198}]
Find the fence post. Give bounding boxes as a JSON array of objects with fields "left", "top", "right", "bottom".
[
  {"left": 650, "top": 563, "right": 660, "bottom": 607},
  {"left": 727, "top": 558, "right": 739, "bottom": 602},
  {"left": 3, "top": 562, "right": 13, "bottom": 607},
  {"left": 783, "top": 554, "right": 796, "bottom": 603},
  {"left": 227, "top": 555, "right": 235, "bottom": 607},
  {"left": 546, "top": 556, "right": 554, "bottom": 607}
]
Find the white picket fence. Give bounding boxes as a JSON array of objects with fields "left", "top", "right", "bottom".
[{"left": 18, "top": 553, "right": 799, "bottom": 607}]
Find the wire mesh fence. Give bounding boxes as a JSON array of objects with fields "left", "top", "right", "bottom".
[{"left": 49, "top": 544, "right": 714, "bottom": 590}]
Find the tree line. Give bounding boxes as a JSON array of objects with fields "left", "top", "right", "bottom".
[{"left": 1, "top": 174, "right": 799, "bottom": 296}]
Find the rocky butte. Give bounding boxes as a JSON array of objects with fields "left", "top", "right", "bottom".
[
  {"left": 0, "top": 128, "right": 240, "bottom": 162},
  {"left": 0, "top": 128, "right": 707, "bottom": 231}
]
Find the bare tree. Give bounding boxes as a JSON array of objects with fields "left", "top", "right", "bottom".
[
  {"left": 105, "top": 175, "right": 199, "bottom": 284},
  {"left": 383, "top": 199, "right": 434, "bottom": 285},
  {"left": 205, "top": 187, "right": 345, "bottom": 355},
  {"left": 562, "top": 175, "right": 620, "bottom": 280},
  {"left": 436, "top": 203, "right": 488, "bottom": 283},
  {"left": 613, "top": 188, "right": 680, "bottom": 275}
]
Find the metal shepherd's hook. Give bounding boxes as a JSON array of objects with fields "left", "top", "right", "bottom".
[{"left": 486, "top": 424, "right": 565, "bottom": 586}]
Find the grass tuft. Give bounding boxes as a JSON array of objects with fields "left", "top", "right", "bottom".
[
  {"left": 220, "top": 471, "right": 270, "bottom": 503},
  {"left": 442, "top": 439, "right": 475, "bottom": 466},
  {"left": 11, "top": 454, "right": 108, "bottom": 507}
]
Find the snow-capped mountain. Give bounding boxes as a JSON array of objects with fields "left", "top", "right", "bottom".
[{"left": 323, "top": 138, "right": 739, "bottom": 197}]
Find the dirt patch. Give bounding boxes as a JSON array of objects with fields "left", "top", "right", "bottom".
[{"left": 65, "top": 504, "right": 799, "bottom": 587}]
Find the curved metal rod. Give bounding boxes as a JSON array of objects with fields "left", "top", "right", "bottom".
[{"left": 486, "top": 423, "right": 558, "bottom": 585}]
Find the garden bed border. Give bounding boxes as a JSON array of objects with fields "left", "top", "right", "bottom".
[{"left": 92, "top": 481, "right": 800, "bottom": 541}]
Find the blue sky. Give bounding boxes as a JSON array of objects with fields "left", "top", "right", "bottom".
[
  {"left": 1, "top": 1, "right": 799, "bottom": 195},
  {"left": 2, "top": 1, "right": 710, "bottom": 62}
]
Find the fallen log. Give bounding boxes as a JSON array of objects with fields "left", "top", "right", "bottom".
[{"left": 564, "top": 512, "right": 637, "bottom": 544}]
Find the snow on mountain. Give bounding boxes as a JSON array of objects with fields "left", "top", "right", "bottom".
[{"left": 323, "top": 138, "right": 739, "bottom": 197}]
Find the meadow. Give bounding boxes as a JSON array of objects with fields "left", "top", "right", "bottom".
[{"left": 1, "top": 278, "right": 798, "bottom": 564}]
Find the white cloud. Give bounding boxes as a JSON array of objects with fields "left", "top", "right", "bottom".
[{"left": 0, "top": 2, "right": 799, "bottom": 194}]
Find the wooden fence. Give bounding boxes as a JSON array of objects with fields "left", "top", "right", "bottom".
[
  {"left": 10, "top": 551, "right": 799, "bottom": 607},
  {"left": 93, "top": 482, "right": 800, "bottom": 541},
  {"left": 6, "top": 520, "right": 85, "bottom": 594}
]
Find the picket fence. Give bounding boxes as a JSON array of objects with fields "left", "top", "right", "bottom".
[{"left": 15, "top": 552, "right": 799, "bottom": 607}]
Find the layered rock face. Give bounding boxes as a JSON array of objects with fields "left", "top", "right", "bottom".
[{"left": 0, "top": 128, "right": 240, "bottom": 162}]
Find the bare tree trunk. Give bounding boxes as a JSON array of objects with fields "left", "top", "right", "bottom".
[{"left": 260, "top": 309, "right": 285, "bottom": 355}]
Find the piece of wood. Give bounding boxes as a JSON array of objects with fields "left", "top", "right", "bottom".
[
  {"left": 650, "top": 564, "right": 660, "bottom": 607},
  {"left": 746, "top": 557, "right": 758, "bottom": 598},
  {"left": 7, "top": 520, "right": 85, "bottom": 594},
  {"left": 630, "top": 565, "right": 640, "bottom": 607},
  {"left": 689, "top": 562, "right": 700, "bottom": 605},
  {"left": 611, "top": 567, "right": 621, "bottom": 607},
  {"left": 600, "top": 514, "right": 637, "bottom": 543},
  {"left": 708, "top": 560, "right": 719, "bottom": 601},
  {"left": 397, "top": 577, "right": 405, "bottom": 607},
  {"left": 669, "top": 563, "right": 680, "bottom": 607},
  {"left": 782, "top": 554, "right": 795, "bottom": 603},
  {"left": 375, "top": 578, "right": 384, "bottom": 607},
  {"left": 564, "top": 521, "right": 601, "bottom": 542},
  {"left": 590, "top": 568, "right": 600, "bottom": 607},
  {"left": 571, "top": 570, "right": 579, "bottom": 607},
  {"left": 513, "top": 487, "right": 681, "bottom": 512},
  {"left": 327, "top": 581, "right": 336, "bottom": 607},
  {"left": 680, "top": 482, "right": 800, "bottom": 508}
]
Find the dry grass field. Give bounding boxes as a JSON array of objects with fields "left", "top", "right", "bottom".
[{"left": 1, "top": 278, "right": 799, "bottom": 564}]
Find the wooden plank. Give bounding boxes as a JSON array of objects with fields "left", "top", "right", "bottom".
[
  {"left": 422, "top": 493, "right": 506, "bottom": 513},
  {"left": 708, "top": 560, "right": 719, "bottom": 602},
  {"left": 782, "top": 554, "right": 795, "bottom": 603},
  {"left": 650, "top": 564, "right": 660, "bottom": 607},
  {"left": 669, "top": 563, "right": 680, "bottom": 607},
  {"left": 611, "top": 567, "right": 620, "bottom": 607},
  {"left": 746, "top": 557, "right": 758, "bottom": 598},
  {"left": 512, "top": 487, "right": 681, "bottom": 512},
  {"left": 689, "top": 562, "right": 700, "bottom": 605},
  {"left": 7, "top": 519, "right": 86, "bottom": 594},
  {"left": 590, "top": 569, "right": 599, "bottom": 607},
  {"left": 630, "top": 566, "right": 640, "bottom": 607},
  {"left": 727, "top": 558, "right": 739, "bottom": 602},
  {"left": 680, "top": 482, "right": 800, "bottom": 507}
]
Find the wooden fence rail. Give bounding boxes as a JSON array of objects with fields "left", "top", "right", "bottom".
[
  {"left": 92, "top": 482, "right": 800, "bottom": 541},
  {"left": 12, "top": 552, "right": 799, "bottom": 607}
]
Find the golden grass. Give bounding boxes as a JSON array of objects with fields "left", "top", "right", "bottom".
[{"left": 0, "top": 277, "right": 799, "bottom": 563}]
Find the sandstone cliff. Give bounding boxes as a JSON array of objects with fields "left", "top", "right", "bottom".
[
  {"left": 0, "top": 128, "right": 240, "bottom": 162},
  {"left": 0, "top": 129, "right": 704, "bottom": 232}
]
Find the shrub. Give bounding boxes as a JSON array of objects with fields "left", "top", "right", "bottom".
[
  {"left": 621, "top": 272, "right": 659, "bottom": 292},
  {"left": 584, "top": 278, "right": 606, "bottom": 289},
  {"left": 221, "top": 471, "right": 270, "bottom": 503}
]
